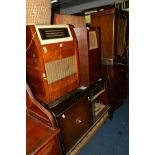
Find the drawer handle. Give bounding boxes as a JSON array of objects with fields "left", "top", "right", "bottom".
[
  {"left": 88, "top": 96, "right": 91, "bottom": 101},
  {"left": 76, "top": 117, "right": 82, "bottom": 124}
]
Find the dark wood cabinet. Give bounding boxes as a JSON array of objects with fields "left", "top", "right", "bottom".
[
  {"left": 101, "top": 63, "right": 128, "bottom": 118},
  {"left": 74, "top": 27, "right": 101, "bottom": 86},
  {"left": 91, "top": 8, "right": 129, "bottom": 114},
  {"left": 44, "top": 77, "right": 109, "bottom": 154},
  {"left": 58, "top": 96, "right": 93, "bottom": 154},
  {"left": 47, "top": 89, "right": 93, "bottom": 154},
  {"left": 91, "top": 8, "right": 128, "bottom": 64}
]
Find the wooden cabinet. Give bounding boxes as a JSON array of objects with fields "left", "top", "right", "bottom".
[
  {"left": 102, "top": 63, "right": 128, "bottom": 118},
  {"left": 26, "top": 113, "right": 62, "bottom": 155},
  {"left": 91, "top": 8, "right": 129, "bottom": 114},
  {"left": 26, "top": 25, "right": 80, "bottom": 104},
  {"left": 53, "top": 14, "right": 101, "bottom": 86},
  {"left": 74, "top": 27, "right": 101, "bottom": 86},
  {"left": 91, "top": 8, "right": 128, "bottom": 64},
  {"left": 26, "top": 83, "right": 62, "bottom": 155},
  {"left": 59, "top": 97, "right": 93, "bottom": 154},
  {"left": 47, "top": 90, "right": 93, "bottom": 154},
  {"left": 44, "top": 77, "right": 109, "bottom": 154}
]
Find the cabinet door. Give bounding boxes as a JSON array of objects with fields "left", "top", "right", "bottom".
[
  {"left": 88, "top": 28, "right": 101, "bottom": 85},
  {"left": 57, "top": 96, "right": 93, "bottom": 154},
  {"left": 91, "top": 11, "right": 115, "bottom": 60}
]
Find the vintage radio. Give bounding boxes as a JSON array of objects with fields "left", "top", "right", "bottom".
[
  {"left": 26, "top": 25, "right": 80, "bottom": 104},
  {"left": 74, "top": 27, "right": 101, "bottom": 86}
]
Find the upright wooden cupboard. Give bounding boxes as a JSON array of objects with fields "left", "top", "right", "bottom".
[
  {"left": 54, "top": 14, "right": 101, "bottom": 86},
  {"left": 91, "top": 8, "right": 128, "bottom": 65},
  {"left": 91, "top": 8, "right": 129, "bottom": 116},
  {"left": 74, "top": 27, "right": 101, "bottom": 86}
]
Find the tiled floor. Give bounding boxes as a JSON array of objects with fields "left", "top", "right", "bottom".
[{"left": 79, "top": 96, "right": 129, "bottom": 155}]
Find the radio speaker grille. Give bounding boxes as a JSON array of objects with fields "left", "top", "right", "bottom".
[{"left": 45, "top": 56, "right": 76, "bottom": 84}]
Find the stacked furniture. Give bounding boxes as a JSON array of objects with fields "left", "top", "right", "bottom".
[
  {"left": 43, "top": 77, "right": 109, "bottom": 155},
  {"left": 91, "top": 8, "right": 129, "bottom": 117},
  {"left": 26, "top": 14, "right": 111, "bottom": 154}
]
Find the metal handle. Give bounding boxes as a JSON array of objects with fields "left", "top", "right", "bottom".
[
  {"left": 88, "top": 96, "right": 91, "bottom": 101},
  {"left": 76, "top": 117, "right": 82, "bottom": 124}
]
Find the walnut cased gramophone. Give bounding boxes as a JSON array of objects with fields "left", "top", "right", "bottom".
[{"left": 26, "top": 25, "right": 80, "bottom": 104}]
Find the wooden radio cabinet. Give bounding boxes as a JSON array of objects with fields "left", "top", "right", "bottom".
[{"left": 26, "top": 25, "right": 80, "bottom": 104}]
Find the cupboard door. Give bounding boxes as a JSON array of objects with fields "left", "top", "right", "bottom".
[
  {"left": 57, "top": 96, "right": 93, "bottom": 153},
  {"left": 91, "top": 10, "right": 116, "bottom": 60}
]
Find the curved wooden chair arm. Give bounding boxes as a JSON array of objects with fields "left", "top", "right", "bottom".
[{"left": 26, "top": 82, "right": 56, "bottom": 129}]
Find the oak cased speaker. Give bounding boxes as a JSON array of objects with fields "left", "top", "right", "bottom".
[{"left": 26, "top": 25, "right": 80, "bottom": 104}]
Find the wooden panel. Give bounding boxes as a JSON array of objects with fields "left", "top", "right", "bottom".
[
  {"left": 35, "top": 136, "right": 62, "bottom": 155},
  {"left": 26, "top": 114, "right": 62, "bottom": 155},
  {"left": 117, "top": 14, "right": 127, "bottom": 56},
  {"left": 91, "top": 8, "right": 128, "bottom": 64},
  {"left": 74, "top": 28, "right": 89, "bottom": 86},
  {"left": 74, "top": 27, "right": 101, "bottom": 86},
  {"left": 57, "top": 96, "right": 93, "bottom": 154},
  {"left": 91, "top": 8, "right": 116, "bottom": 60},
  {"left": 41, "top": 42, "right": 75, "bottom": 62},
  {"left": 54, "top": 14, "right": 86, "bottom": 27},
  {"left": 48, "top": 73, "right": 79, "bottom": 102},
  {"left": 26, "top": 90, "right": 50, "bottom": 125},
  {"left": 101, "top": 63, "right": 128, "bottom": 119}
]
